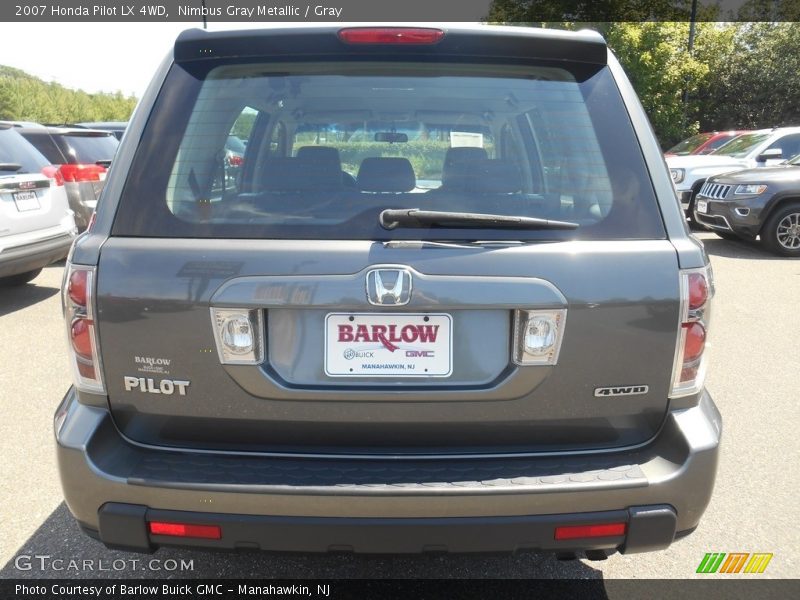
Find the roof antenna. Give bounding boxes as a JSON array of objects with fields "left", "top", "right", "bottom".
[{"left": 201, "top": 0, "right": 207, "bottom": 29}]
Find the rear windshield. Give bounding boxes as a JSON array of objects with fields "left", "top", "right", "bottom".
[
  {"left": 0, "top": 127, "right": 50, "bottom": 174},
  {"left": 56, "top": 133, "right": 118, "bottom": 164},
  {"left": 113, "top": 60, "right": 665, "bottom": 241}
]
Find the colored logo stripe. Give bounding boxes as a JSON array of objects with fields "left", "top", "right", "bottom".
[
  {"left": 697, "top": 552, "right": 773, "bottom": 574},
  {"left": 697, "top": 553, "right": 726, "bottom": 573},
  {"left": 744, "top": 553, "right": 773, "bottom": 574},
  {"left": 719, "top": 553, "right": 749, "bottom": 573}
]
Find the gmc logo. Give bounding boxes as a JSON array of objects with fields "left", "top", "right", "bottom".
[
  {"left": 594, "top": 385, "right": 649, "bottom": 397},
  {"left": 405, "top": 350, "right": 435, "bottom": 358}
]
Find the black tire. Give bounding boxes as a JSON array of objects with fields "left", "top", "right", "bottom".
[
  {"left": 762, "top": 202, "right": 800, "bottom": 257},
  {"left": 0, "top": 268, "right": 42, "bottom": 286},
  {"left": 715, "top": 231, "right": 741, "bottom": 241}
]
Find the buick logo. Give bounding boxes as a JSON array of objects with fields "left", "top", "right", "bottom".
[{"left": 366, "top": 268, "right": 412, "bottom": 306}]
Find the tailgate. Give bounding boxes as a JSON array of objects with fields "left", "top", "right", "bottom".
[
  {"left": 0, "top": 175, "right": 61, "bottom": 239},
  {"left": 97, "top": 237, "right": 679, "bottom": 454}
]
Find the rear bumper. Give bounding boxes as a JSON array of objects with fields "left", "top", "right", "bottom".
[
  {"left": 0, "top": 230, "right": 75, "bottom": 278},
  {"left": 55, "top": 389, "right": 722, "bottom": 555}
]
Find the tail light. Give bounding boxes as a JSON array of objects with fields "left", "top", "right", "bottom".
[
  {"left": 63, "top": 264, "right": 105, "bottom": 393},
  {"left": 210, "top": 308, "right": 264, "bottom": 365},
  {"left": 41, "top": 165, "right": 64, "bottom": 186},
  {"left": 59, "top": 163, "right": 106, "bottom": 183},
  {"left": 512, "top": 309, "right": 567, "bottom": 366},
  {"left": 338, "top": 27, "right": 445, "bottom": 45},
  {"left": 227, "top": 154, "right": 243, "bottom": 167},
  {"left": 670, "top": 266, "right": 713, "bottom": 397}
]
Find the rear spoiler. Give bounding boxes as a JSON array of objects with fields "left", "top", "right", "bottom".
[{"left": 174, "top": 26, "right": 608, "bottom": 66}]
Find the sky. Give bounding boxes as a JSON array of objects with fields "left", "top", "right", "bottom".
[
  {"left": 0, "top": 22, "right": 257, "bottom": 97},
  {"left": 0, "top": 22, "right": 481, "bottom": 98}
]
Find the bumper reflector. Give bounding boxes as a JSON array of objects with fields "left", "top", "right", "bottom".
[
  {"left": 554, "top": 522, "right": 626, "bottom": 540},
  {"left": 148, "top": 521, "right": 222, "bottom": 540}
]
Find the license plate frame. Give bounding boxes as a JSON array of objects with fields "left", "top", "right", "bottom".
[
  {"left": 13, "top": 191, "right": 40, "bottom": 212},
  {"left": 324, "top": 312, "right": 453, "bottom": 378}
]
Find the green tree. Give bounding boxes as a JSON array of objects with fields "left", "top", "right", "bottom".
[
  {"left": 0, "top": 64, "right": 137, "bottom": 123},
  {"left": 699, "top": 23, "right": 800, "bottom": 130}
]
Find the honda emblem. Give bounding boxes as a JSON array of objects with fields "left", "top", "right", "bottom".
[{"left": 366, "top": 268, "right": 412, "bottom": 306}]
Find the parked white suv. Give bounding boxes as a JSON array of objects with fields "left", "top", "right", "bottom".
[
  {"left": 667, "top": 127, "right": 800, "bottom": 220},
  {"left": 0, "top": 125, "right": 77, "bottom": 285}
]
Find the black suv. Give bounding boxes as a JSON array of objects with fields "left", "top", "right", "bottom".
[
  {"left": 694, "top": 154, "right": 800, "bottom": 256},
  {"left": 55, "top": 26, "right": 721, "bottom": 559}
]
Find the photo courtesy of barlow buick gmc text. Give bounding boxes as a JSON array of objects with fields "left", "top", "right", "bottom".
[{"left": 0, "top": 4, "right": 798, "bottom": 598}]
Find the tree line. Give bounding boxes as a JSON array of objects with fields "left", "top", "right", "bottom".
[
  {"left": 0, "top": 65, "right": 136, "bottom": 124},
  {"left": 486, "top": 5, "right": 800, "bottom": 147}
]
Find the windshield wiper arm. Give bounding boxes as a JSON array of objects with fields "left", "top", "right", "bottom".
[{"left": 379, "top": 209, "right": 579, "bottom": 231}]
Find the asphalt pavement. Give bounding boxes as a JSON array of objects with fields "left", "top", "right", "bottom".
[{"left": 1, "top": 233, "right": 798, "bottom": 583}]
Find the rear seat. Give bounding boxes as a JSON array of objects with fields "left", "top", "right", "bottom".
[
  {"left": 295, "top": 146, "right": 357, "bottom": 188},
  {"left": 440, "top": 147, "right": 489, "bottom": 191},
  {"left": 432, "top": 157, "right": 560, "bottom": 217},
  {"left": 357, "top": 157, "right": 416, "bottom": 193}
]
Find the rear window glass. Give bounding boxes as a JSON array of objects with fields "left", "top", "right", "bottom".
[
  {"left": 57, "top": 133, "right": 118, "bottom": 164},
  {"left": 114, "top": 61, "right": 665, "bottom": 241},
  {"left": 0, "top": 127, "right": 50, "bottom": 174}
]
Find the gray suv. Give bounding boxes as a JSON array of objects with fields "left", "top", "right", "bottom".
[{"left": 55, "top": 26, "right": 721, "bottom": 559}]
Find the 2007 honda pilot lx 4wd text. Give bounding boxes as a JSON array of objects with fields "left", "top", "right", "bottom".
[{"left": 56, "top": 26, "right": 721, "bottom": 558}]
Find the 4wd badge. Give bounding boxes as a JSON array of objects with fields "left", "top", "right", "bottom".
[{"left": 594, "top": 385, "right": 649, "bottom": 397}]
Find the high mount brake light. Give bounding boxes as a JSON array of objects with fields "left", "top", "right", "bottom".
[
  {"left": 63, "top": 264, "right": 105, "bottom": 393},
  {"left": 338, "top": 28, "right": 445, "bottom": 45},
  {"left": 671, "top": 266, "right": 713, "bottom": 397}
]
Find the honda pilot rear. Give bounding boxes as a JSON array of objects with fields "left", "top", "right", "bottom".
[{"left": 55, "top": 25, "right": 721, "bottom": 558}]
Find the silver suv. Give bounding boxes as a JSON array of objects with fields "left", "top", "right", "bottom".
[
  {"left": 55, "top": 26, "right": 721, "bottom": 559},
  {"left": 0, "top": 125, "right": 76, "bottom": 285}
]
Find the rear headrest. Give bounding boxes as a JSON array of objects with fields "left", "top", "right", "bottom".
[
  {"left": 442, "top": 146, "right": 489, "bottom": 186},
  {"left": 357, "top": 157, "right": 416, "bottom": 192},
  {"left": 261, "top": 157, "right": 342, "bottom": 192},
  {"left": 295, "top": 146, "right": 342, "bottom": 171},
  {"left": 443, "top": 159, "right": 522, "bottom": 194}
]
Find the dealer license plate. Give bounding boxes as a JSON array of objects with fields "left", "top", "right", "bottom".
[
  {"left": 13, "top": 191, "right": 40, "bottom": 212},
  {"left": 325, "top": 313, "right": 452, "bottom": 377},
  {"left": 696, "top": 199, "right": 708, "bottom": 214}
]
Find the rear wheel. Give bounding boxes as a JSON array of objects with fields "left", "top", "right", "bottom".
[
  {"left": 762, "top": 203, "right": 800, "bottom": 257},
  {"left": 0, "top": 268, "right": 42, "bottom": 286}
]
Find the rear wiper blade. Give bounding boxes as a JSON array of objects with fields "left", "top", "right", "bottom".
[
  {"left": 379, "top": 209, "right": 579, "bottom": 231},
  {"left": 0, "top": 163, "right": 22, "bottom": 172}
]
